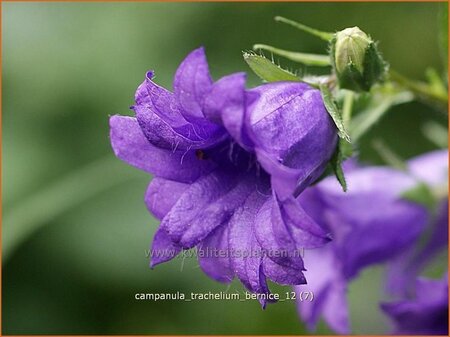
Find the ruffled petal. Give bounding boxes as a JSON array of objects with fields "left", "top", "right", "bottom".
[
  {"left": 144, "top": 178, "right": 189, "bottom": 220},
  {"left": 161, "top": 171, "right": 255, "bottom": 248},
  {"left": 197, "top": 224, "right": 234, "bottom": 283},
  {"left": 150, "top": 227, "right": 182, "bottom": 268},
  {"left": 203, "top": 72, "right": 253, "bottom": 149},
  {"left": 255, "top": 150, "right": 312, "bottom": 200},
  {"left": 254, "top": 198, "right": 297, "bottom": 267},
  {"left": 228, "top": 192, "right": 273, "bottom": 306},
  {"left": 262, "top": 256, "right": 306, "bottom": 285},
  {"left": 109, "top": 115, "right": 216, "bottom": 182},
  {"left": 134, "top": 71, "right": 226, "bottom": 150},
  {"left": 278, "top": 195, "right": 331, "bottom": 246},
  {"left": 254, "top": 197, "right": 305, "bottom": 271},
  {"left": 173, "top": 47, "right": 213, "bottom": 124},
  {"left": 178, "top": 175, "right": 256, "bottom": 248}
]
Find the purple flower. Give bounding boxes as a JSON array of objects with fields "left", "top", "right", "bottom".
[
  {"left": 245, "top": 82, "right": 338, "bottom": 199},
  {"left": 386, "top": 150, "right": 449, "bottom": 296},
  {"left": 109, "top": 47, "right": 337, "bottom": 303},
  {"left": 294, "top": 164, "right": 430, "bottom": 333},
  {"left": 381, "top": 275, "right": 448, "bottom": 335}
]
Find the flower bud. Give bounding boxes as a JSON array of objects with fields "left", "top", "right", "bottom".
[{"left": 331, "top": 26, "right": 387, "bottom": 91}]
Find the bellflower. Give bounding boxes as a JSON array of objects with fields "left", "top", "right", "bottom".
[
  {"left": 382, "top": 275, "right": 448, "bottom": 335},
  {"left": 109, "top": 47, "right": 337, "bottom": 302},
  {"left": 294, "top": 164, "right": 429, "bottom": 333},
  {"left": 386, "top": 150, "right": 449, "bottom": 297}
]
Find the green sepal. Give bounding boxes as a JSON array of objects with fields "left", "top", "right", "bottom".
[
  {"left": 319, "top": 84, "right": 351, "bottom": 142},
  {"left": 243, "top": 52, "right": 300, "bottom": 82},
  {"left": 329, "top": 140, "right": 348, "bottom": 192},
  {"left": 361, "top": 42, "right": 388, "bottom": 90},
  {"left": 338, "top": 62, "right": 366, "bottom": 91}
]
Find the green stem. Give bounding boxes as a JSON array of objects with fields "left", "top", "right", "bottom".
[
  {"left": 342, "top": 90, "right": 354, "bottom": 127},
  {"left": 3, "top": 155, "right": 139, "bottom": 262},
  {"left": 274, "top": 16, "right": 334, "bottom": 41},
  {"left": 389, "top": 70, "right": 448, "bottom": 112},
  {"left": 372, "top": 139, "right": 406, "bottom": 170}
]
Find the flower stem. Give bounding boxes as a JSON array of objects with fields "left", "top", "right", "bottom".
[
  {"left": 342, "top": 90, "right": 354, "bottom": 127},
  {"left": 389, "top": 70, "right": 448, "bottom": 113},
  {"left": 372, "top": 139, "right": 406, "bottom": 170}
]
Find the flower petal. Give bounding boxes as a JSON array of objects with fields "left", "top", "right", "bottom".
[
  {"left": 296, "top": 246, "right": 350, "bottom": 334},
  {"left": 381, "top": 275, "right": 448, "bottom": 335},
  {"left": 173, "top": 47, "right": 213, "bottom": 123},
  {"left": 178, "top": 175, "right": 256, "bottom": 248},
  {"left": 109, "top": 115, "right": 215, "bottom": 182},
  {"left": 254, "top": 197, "right": 306, "bottom": 271},
  {"left": 408, "top": 149, "right": 448, "bottom": 187},
  {"left": 245, "top": 82, "right": 337, "bottom": 198},
  {"left": 144, "top": 178, "right": 189, "bottom": 220},
  {"left": 161, "top": 171, "right": 255, "bottom": 248},
  {"left": 198, "top": 224, "right": 234, "bottom": 283},
  {"left": 134, "top": 71, "right": 226, "bottom": 150},
  {"left": 203, "top": 72, "right": 253, "bottom": 149},
  {"left": 228, "top": 192, "right": 273, "bottom": 306},
  {"left": 150, "top": 227, "right": 182, "bottom": 268},
  {"left": 278, "top": 195, "right": 331, "bottom": 246},
  {"left": 315, "top": 168, "right": 429, "bottom": 279},
  {"left": 262, "top": 256, "right": 306, "bottom": 285},
  {"left": 387, "top": 199, "right": 448, "bottom": 296}
]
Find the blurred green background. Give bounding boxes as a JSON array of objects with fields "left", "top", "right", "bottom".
[{"left": 2, "top": 2, "right": 447, "bottom": 335}]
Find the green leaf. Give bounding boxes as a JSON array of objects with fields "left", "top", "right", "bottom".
[
  {"left": 401, "top": 183, "right": 436, "bottom": 211},
  {"left": 329, "top": 141, "right": 347, "bottom": 192},
  {"left": 243, "top": 52, "right": 300, "bottom": 82},
  {"left": 319, "top": 84, "right": 351, "bottom": 142},
  {"left": 253, "top": 44, "right": 331, "bottom": 67},
  {"left": 274, "top": 16, "right": 334, "bottom": 41}
]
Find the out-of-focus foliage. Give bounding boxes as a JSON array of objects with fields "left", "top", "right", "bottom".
[{"left": 2, "top": 2, "right": 446, "bottom": 334}]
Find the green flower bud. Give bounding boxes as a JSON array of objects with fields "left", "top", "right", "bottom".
[{"left": 331, "top": 26, "right": 388, "bottom": 91}]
